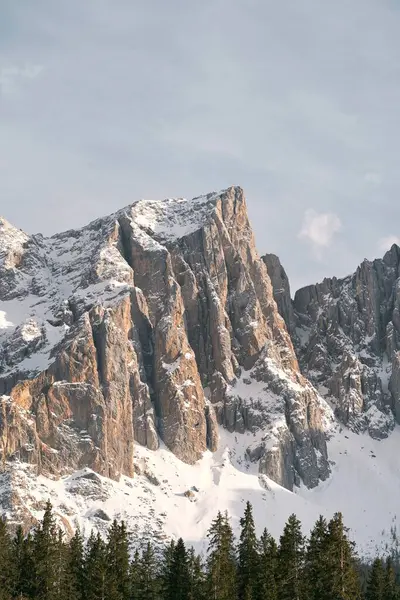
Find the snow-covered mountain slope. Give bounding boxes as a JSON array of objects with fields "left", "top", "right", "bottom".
[
  {"left": 2, "top": 425, "right": 400, "bottom": 559},
  {"left": 1, "top": 186, "right": 400, "bottom": 557}
]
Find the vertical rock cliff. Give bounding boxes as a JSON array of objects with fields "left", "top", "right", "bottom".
[
  {"left": 0, "top": 187, "right": 331, "bottom": 493},
  {"left": 262, "top": 254, "right": 297, "bottom": 338}
]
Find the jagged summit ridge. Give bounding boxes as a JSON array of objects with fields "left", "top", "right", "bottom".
[
  {"left": 0, "top": 186, "right": 330, "bottom": 510},
  {"left": 0, "top": 189, "right": 230, "bottom": 376},
  {"left": 263, "top": 244, "right": 400, "bottom": 441},
  {"left": 122, "top": 190, "right": 225, "bottom": 242}
]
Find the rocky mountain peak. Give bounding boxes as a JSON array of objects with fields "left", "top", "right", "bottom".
[
  {"left": 3, "top": 191, "right": 400, "bottom": 554},
  {"left": 0, "top": 186, "right": 331, "bottom": 515},
  {"left": 263, "top": 243, "right": 400, "bottom": 441},
  {"left": 0, "top": 217, "right": 29, "bottom": 270}
]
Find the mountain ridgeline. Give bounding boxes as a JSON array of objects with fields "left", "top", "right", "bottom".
[
  {"left": 264, "top": 245, "right": 400, "bottom": 440},
  {"left": 0, "top": 185, "right": 399, "bottom": 516}
]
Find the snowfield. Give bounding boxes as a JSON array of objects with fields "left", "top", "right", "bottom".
[{"left": 3, "top": 425, "right": 400, "bottom": 559}]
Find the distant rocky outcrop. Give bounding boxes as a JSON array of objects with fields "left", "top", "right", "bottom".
[{"left": 264, "top": 244, "right": 400, "bottom": 440}]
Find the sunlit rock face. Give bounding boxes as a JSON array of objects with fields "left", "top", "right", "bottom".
[{"left": 0, "top": 187, "right": 331, "bottom": 492}]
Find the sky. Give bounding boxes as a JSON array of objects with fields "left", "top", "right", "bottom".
[{"left": 1, "top": 0, "right": 400, "bottom": 291}]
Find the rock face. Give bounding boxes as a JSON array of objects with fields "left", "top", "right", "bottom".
[
  {"left": 0, "top": 187, "right": 331, "bottom": 492},
  {"left": 262, "top": 254, "right": 297, "bottom": 338},
  {"left": 264, "top": 245, "right": 400, "bottom": 440}
]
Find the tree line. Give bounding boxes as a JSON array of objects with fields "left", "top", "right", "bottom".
[{"left": 0, "top": 499, "right": 398, "bottom": 600}]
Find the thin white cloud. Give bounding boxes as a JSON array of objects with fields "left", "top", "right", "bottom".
[
  {"left": 298, "top": 209, "right": 342, "bottom": 254},
  {"left": 378, "top": 235, "right": 400, "bottom": 252},
  {"left": 364, "top": 171, "right": 382, "bottom": 185},
  {"left": 0, "top": 64, "right": 43, "bottom": 95}
]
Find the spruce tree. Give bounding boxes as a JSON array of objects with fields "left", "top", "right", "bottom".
[
  {"left": 383, "top": 557, "right": 399, "bottom": 600},
  {"left": 161, "top": 541, "right": 176, "bottom": 600},
  {"left": 129, "top": 550, "right": 141, "bottom": 600},
  {"left": 65, "top": 528, "right": 85, "bottom": 600},
  {"left": 366, "top": 558, "right": 386, "bottom": 600},
  {"left": 14, "top": 530, "right": 36, "bottom": 600},
  {"left": 53, "top": 529, "right": 68, "bottom": 600},
  {"left": 139, "top": 542, "right": 159, "bottom": 600},
  {"left": 106, "top": 520, "right": 130, "bottom": 600},
  {"left": 33, "top": 500, "right": 61, "bottom": 600},
  {"left": 0, "top": 517, "right": 13, "bottom": 600},
  {"left": 304, "top": 515, "right": 330, "bottom": 600},
  {"left": 206, "top": 511, "right": 236, "bottom": 600},
  {"left": 187, "top": 547, "right": 205, "bottom": 600},
  {"left": 237, "top": 501, "right": 259, "bottom": 600},
  {"left": 12, "top": 526, "right": 28, "bottom": 599},
  {"left": 324, "top": 512, "right": 361, "bottom": 600},
  {"left": 84, "top": 532, "right": 108, "bottom": 600},
  {"left": 277, "top": 514, "right": 305, "bottom": 600},
  {"left": 256, "top": 528, "right": 277, "bottom": 600},
  {"left": 167, "top": 538, "right": 190, "bottom": 600}
]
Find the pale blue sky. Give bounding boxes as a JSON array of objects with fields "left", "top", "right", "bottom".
[{"left": 1, "top": 0, "right": 400, "bottom": 290}]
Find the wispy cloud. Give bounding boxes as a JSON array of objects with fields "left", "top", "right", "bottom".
[
  {"left": 0, "top": 64, "right": 43, "bottom": 95},
  {"left": 298, "top": 209, "right": 342, "bottom": 257},
  {"left": 364, "top": 171, "right": 382, "bottom": 185}
]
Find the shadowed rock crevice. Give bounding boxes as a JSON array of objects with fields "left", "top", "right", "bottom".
[{"left": 88, "top": 313, "right": 106, "bottom": 392}]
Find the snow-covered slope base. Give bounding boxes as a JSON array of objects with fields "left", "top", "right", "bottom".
[{"left": 2, "top": 426, "right": 400, "bottom": 559}]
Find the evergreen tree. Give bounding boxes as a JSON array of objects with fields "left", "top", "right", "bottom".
[
  {"left": 304, "top": 515, "right": 330, "bottom": 600},
  {"left": 383, "top": 557, "right": 399, "bottom": 600},
  {"left": 237, "top": 502, "right": 259, "bottom": 600},
  {"left": 84, "top": 532, "right": 107, "bottom": 600},
  {"left": 160, "top": 541, "right": 176, "bottom": 600},
  {"left": 277, "top": 514, "right": 305, "bottom": 600},
  {"left": 0, "top": 517, "right": 13, "bottom": 600},
  {"left": 129, "top": 550, "right": 141, "bottom": 600},
  {"left": 366, "top": 558, "right": 386, "bottom": 600},
  {"left": 206, "top": 511, "right": 236, "bottom": 600},
  {"left": 187, "top": 547, "right": 205, "bottom": 600},
  {"left": 166, "top": 538, "right": 190, "bottom": 600},
  {"left": 16, "top": 530, "right": 36, "bottom": 600},
  {"left": 106, "top": 520, "right": 130, "bottom": 600},
  {"left": 12, "top": 526, "right": 30, "bottom": 600},
  {"left": 53, "top": 529, "right": 68, "bottom": 600},
  {"left": 256, "top": 528, "right": 277, "bottom": 600},
  {"left": 32, "top": 500, "right": 61, "bottom": 600},
  {"left": 139, "top": 542, "right": 159, "bottom": 600},
  {"left": 64, "top": 528, "right": 85, "bottom": 600},
  {"left": 324, "top": 512, "right": 361, "bottom": 600}
]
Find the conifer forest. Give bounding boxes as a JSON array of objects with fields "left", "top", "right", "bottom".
[{"left": 0, "top": 500, "right": 398, "bottom": 600}]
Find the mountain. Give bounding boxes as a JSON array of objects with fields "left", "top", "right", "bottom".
[
  {"left": 0, "top": 187, "right": 399, "bottom": 556},
  {"left": 264, "top": 248, "right": 400, "bottom": 440}
]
